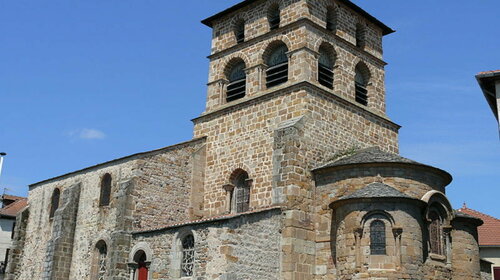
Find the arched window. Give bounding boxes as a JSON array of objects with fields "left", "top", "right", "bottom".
[
  {"left": 49, "top": 188, "right": 60, "bottom": 218},
  {"left": 355, "top": 23, "right": 366, "bottom": 48},
  {"left": 355, "top": 65, "right": 369, "bottom": 106},
  {"left": 133, "top": 250, "right": 148, "bottom": 280},
  {"left": 95, "top": 240, "right": 107, "bottom": 280},
  {"left": 265, "top": 43, "right": 288, "bottom": 88},
  {"left": 326, "top": 7, "right": 336, "bottom": 31},
  {"left": 318, "top": 46, "right": 335, "bottom": 89},
  {"left": 235, "top": 20, "right": 245, "bottom": 43},
  {"left": 370, "top": 220, "right": 386, "bottom": 255},
  {"left": 429, "top": 210, "right": 443, "bottom": 255},
  {"left": 268, "top": 4, "right": 280, "bottom": 30},
  {"left": 99, "top": 173, "right": 112, "bottom": 206},
  {"left": 231, "top": 170, "right": 250, "bottom": 213},
  {"left": 181, "top": 234, "right": 195, "bottom": 277},
  {"left": 226, "top": 60, "right": 246, "bottom": 102}
]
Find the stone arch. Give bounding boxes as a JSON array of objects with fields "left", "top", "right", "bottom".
[
  {"left": 355, "top": 21, "right": 367, "bottom": 48},
  {"left": 421, "top": 191, "right": 453, "bottom": 222},
  {"left": 354, "top": 61, "right": 371, "bottom": 82},
  {"left": 216, "top": 53, "right": 251, "bottom": 81},
  {"left": 325, "top": 5, "right": 338, "bottom": 31},
  {"left": 258, "top": 38, "right": 292, "bottom": 64},
  {"left": 267, "top": 1, "right": 281, "bottom": 30},
  {"left": 361, "top": 210, "right": 395, "bottom": 228},
  {"left": 318, "top": 42, "right": 337, "bottom": 66},
  {"left": 128, "top": 242, "right": 153, "bottom": 263},
  {"left": 223, "top": 57, "right": 248, "bottom": 80}
]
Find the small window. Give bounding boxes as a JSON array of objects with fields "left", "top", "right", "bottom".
[
  {"left": 99, "top": 173, "right": 112, "bottom": 206},
  {"left": 235, "top": 20, "right": 245, "bottom": 43},
  {"left": 233, "top": 171, "right": 250, "bottom": 213},
  {"left": 265, "top": 43, "right": 288, "bottom": 88},
  {"left": 268, "top": 4, "right": 280, "bottom": 30},
  {"left": 326, "top": 7, "right": 336, "bottom": 31},
  {"left": 226, "top": 60, "right": 246, "bottom": 102},
  {"left": 356, "top": 23, "right": 366, "bottom": 48},
  {"left": 95, "top": 241, "right": 107, "bottom": 280},
  {"left": 181, "top": 235, "right": 195, "bottom": 277},
  {"left": 318, "top": 47, "right": 334, "bottom": 89},
  {"left": 370, "top": 220, "right": 386, "bottom": 255},
  {"left": 429, "top": 211, "right": 442, "bottom": 255},
  {"left": 355, "top": 66, "right": 368, "bottom": 106},
  {"left": 49, "top": 188, "right": 60, "bottom": 218}
]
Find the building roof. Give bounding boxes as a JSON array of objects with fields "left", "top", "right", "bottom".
[
  {"left": 339, "top": 182, "right": 411, "bottom": 200},
  {"left": 476, "top": 70, "right": 500, "bottom": 124},
  {"left": 2, "top": 194, "right": 26, "bottom": 202},
  {"left": 319, "top": 147, "right": 419, "bottom": 168},
  {"left": 458, "top": 204, "right": 500, "bottom": 246},
  {"left": 0, "top": 197, "right": 27, "bottom": 218},
  {"left": 201, "top": 0, "right": 395, "bottom": 35}
]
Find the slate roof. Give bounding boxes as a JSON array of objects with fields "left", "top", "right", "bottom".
[
  {"left": 315, "top": 147, "right": 429, "bottom": 171},
  {"left": 0, "top": 197, "right": 27, "bottom": 218},
  {"left": 458, "top": 205, "right": 500, "bottom": 246},
  {"left": 338, "top": 182, "right": 411, "bottom": 201}
]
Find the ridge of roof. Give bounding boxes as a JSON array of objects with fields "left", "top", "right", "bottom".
[{"left": 201, "top": 0, "right": 395, "bottom": 35}]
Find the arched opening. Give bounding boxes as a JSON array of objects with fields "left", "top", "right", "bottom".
[
  {"left": 93, "top": 240, "right": 108, "bottom": 280},
  {"left": 265, "top": 42, "right": 288, "bottom": 88},
  {"left": 354, "top": 63, "right": 370, "bottom": 106},
  {"left": 230, "top": 169, "right": 250, "bottom": 213},
  {"left": 99, "top": 173, "right": 112, "bottom": 206},
  {"left": 49, "top": 188, "right": 60, "bottom": 218},
  {"left": 429, "top": 210, "right": 443, "bottom": 255},
  {"left": 181, "top": 234, "right": 195, "bottom": 277},
  {"left": 225, "top": 59, "right": 246, "bottom": 102},
  {"left": 133, "top": 250, "right": 148, "bottom": 280},
  {"left": 355, "top": 23, "right": 366, "bottom": 48},
  {"left": 268, "top": 4, "right": 280, "bottom": 30},
  {"left": 326, "top": 6, "right": 336, "bottom": 31},
  {"left": 318, "top": 44, "right": 335, "bottom": 89},
  {"left": 370, "top": 220, "right": 386, "bottom": 255},
  {"left": 234, "top": 20, "right": 245, "bottom": 43}
]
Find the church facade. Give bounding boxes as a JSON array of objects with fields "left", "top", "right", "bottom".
[{"left": 7, "top": 0, "right": 483, "bottom": 279}]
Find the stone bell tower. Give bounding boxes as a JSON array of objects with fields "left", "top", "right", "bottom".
[{"left": 192, "top": 0, "right": 399, "bottom": 218}]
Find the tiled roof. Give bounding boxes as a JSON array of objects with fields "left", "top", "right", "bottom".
[
  {"left": 477, "top": 70, "right": 500, "bottom": 76},
  {"left": 2, "top": 194, "right": 25, "bottom": 201},
  {"left": 339, "top": 182, "right": 411, "bottom": 200},
  {"left": 318, "top": 147, "right": 419, "bottom": 169},
  {"left": 0, "top": 197, "right": 27, "bottom": 218},
  {"left": 458, "top": 204, "right": 500, "bottom": 246}
]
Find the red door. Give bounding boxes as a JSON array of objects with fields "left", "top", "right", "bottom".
[
  {"left": 494, "top": 267, "right": 500, "bottom": 280},
  {"left": 138, "top": 262, "right": 148, "bottom": 280}
]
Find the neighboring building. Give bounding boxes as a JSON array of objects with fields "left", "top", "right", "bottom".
[
  {"left": 0, "top": 195, "right": 26, "bottom": 273},
  {"left": 7, "top": 0, "right": 484, "bottom": 279},
  {"left": 459, "top": 204, "right": 500, "bottom": 280},
  {"left": 476, "top": 70, "right": 500, "bottom": 133}
]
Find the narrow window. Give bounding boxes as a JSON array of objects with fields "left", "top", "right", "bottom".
[
  {"left": 233, "top": 171, "right": 250, "bottom": 213},
  {"left": 99, "top": 173, "right": 112, "bottom": 206},
  {"left": 265, "top": 43, "right": 288, "bottom": 88},
  {"left": 326, "top": 7, "right": 336, "bottom": 31},
  {"left": 49, "top": 188, "right": 60, "bottom": 218},
  {"left": 370, "top": 220, "right": 386, "bottom": 255},
  {"left": 11, "top": 222, "right": 15, "bottom": 239},
  {"left": 226, "top": 60, "right": 246, "bottom": 102},
  {"left": 268, "top": 4, "right": 280, "bottom": 30},
  {"left": 318, "top": 48, "right": 334, "bottom": 89},
  {"left": 96, "top": 241, "right": 107, "bottom": 280},
  {"left": 355, "top": 66, "right": 368, "bottom": 106},
  {"left": 429, "top": 211, "right": 442, "bottom": 255},
  {"left": 235, "top": 20, "right": 245, "bottom": 43},
  {"left": 181, "top": 235, "right": 195, "bottom": 277},
  {"left": 356, "top": 23, "right": 366, "bottom": 48}
]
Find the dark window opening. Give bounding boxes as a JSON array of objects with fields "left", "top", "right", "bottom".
[
  {"left": 318, "top": 50, "right": 334, "bottom": 89},
  {"left": 226, "top": 61, "right": 246, "bottom": 102},
  {"left": 181, "top": 235, "right": 195, "bottom": 277},
  {"left": 355, "top": 68, "right": 368, "bottom": 106},
  {"left": 235, "top": 21, "right": 245, "bottom": 43},
  {"left": 11, "top": 222, "right": 15, "bottom": 239},
  {"left": 356, "top": 24, "right": 366, "bottom": 48},
  {"left": 268, "top": 5, "right": 280, "bottom": 30},
  {"left": 96, "top": 241, "right": 107, "bottom": 280},
  {"left": 370, "top": 220, "right": 386, "bottom": 255},
  {"left": 429, "top": 211, "right": 443, "bottom": 255},
  {"left": 49, "top": 188, "right": 60, "bottom": 218},
  {"left": 99, "top": 173, "right": 112, "bottom": 206},
  {"left": 234, "top": 171, "right": 250, "bottom": 213},
  {"left": 266, "top": 44, "right": 288, "bottom": 88},
  {"left": 326, "top": 8, "right": 336, "bottom": 31}
]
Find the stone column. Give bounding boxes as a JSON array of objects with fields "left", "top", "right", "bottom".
[
  {"left": 205, "top": 79, "right": 228, "bottom": 112},
  {"left": 354, "top": 227, "right": 363, "bottom": 269},
  {"left": 392, "top": 227, "right": 403, "bottom": 269}
]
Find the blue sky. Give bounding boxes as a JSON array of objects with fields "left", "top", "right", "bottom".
[{"left": 1, "top": 1, "right": 499, "bottom": 217}]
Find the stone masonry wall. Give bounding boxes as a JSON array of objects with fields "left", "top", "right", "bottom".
[
  {"left": 12, "top": 138, "right": 205, "bottom": 280},
  {"left": 131, "top": 208, "right": 282, "bottom": 280},
  {"left": 451, "top": 219, "right": 482, "bottom": 280}
]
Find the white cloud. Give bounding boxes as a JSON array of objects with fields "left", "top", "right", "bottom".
[{"left": 68, "top": 128, "right": 106, "bottom": 140}]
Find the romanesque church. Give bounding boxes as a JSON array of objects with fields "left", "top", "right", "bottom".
[{"left": 6, "top": 0, "right": 483, "bottom": 279}]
